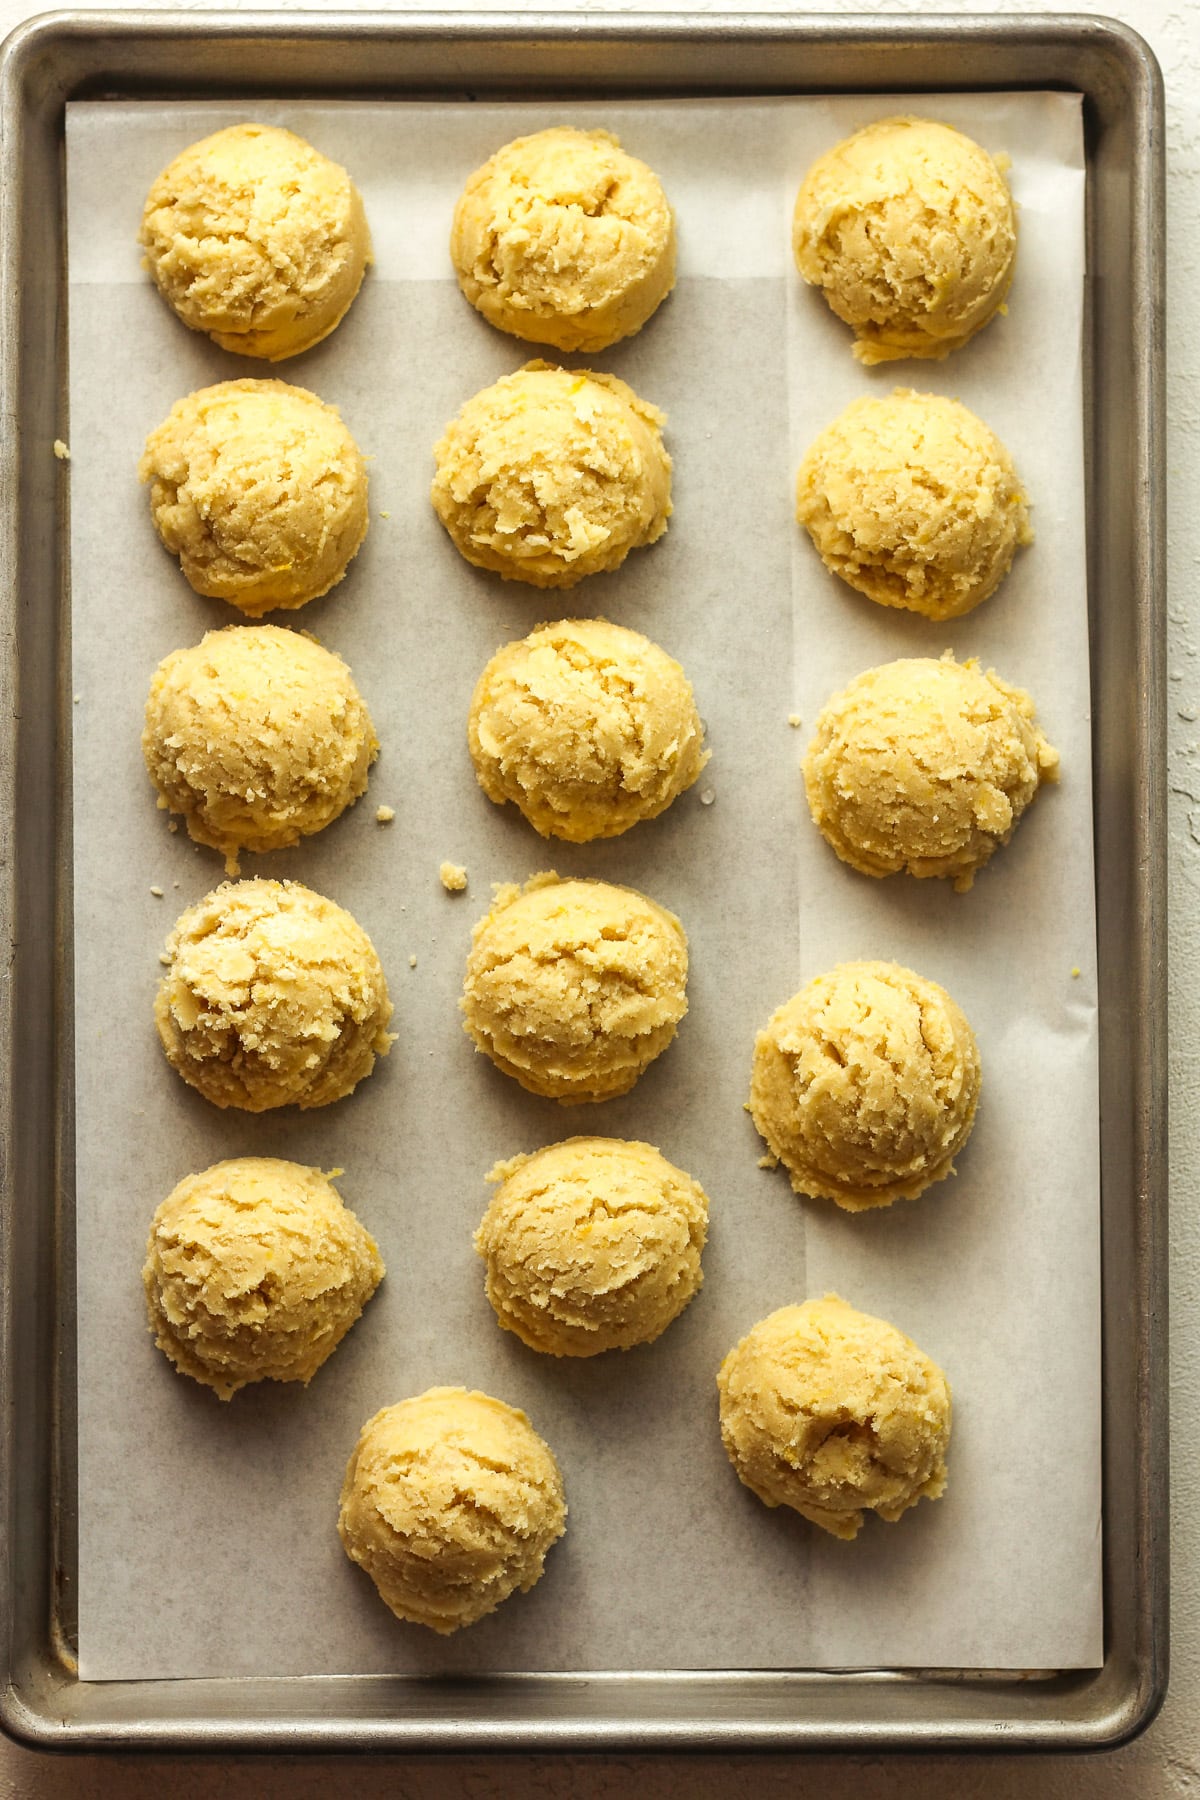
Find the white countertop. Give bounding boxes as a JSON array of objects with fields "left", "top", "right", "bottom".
[{"left": 2, "top": 1, "right": 1193, "bottom": 1793}]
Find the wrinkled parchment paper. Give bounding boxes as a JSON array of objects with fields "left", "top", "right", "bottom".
[{"left": 66, "top": 92, "right": 1099, "bottom": 1679}]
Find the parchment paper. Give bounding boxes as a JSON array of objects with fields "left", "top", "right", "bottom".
[{"left": 66, "top": 92, "right": 1099, "bottom": 1680}]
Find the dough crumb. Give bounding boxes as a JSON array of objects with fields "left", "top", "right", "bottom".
[
  {"left": 73, "top": 694, "right": 81, "bottom": 705},
  {"left": 439, "top": 861, "right": 468, "bottom": 892},
  {"left": 53, "top": 439, "right": 71, "bottom": 461},
  {"left": 1071, "top": 965, "right": 1081, "bottom": 979},
  {"left": 409, "top": 954, "right": 418, "bottom": 969},
  {"left": 757, "top": 1153, "right": 779, "bottom": 1170},
  {"left": 375, "top": 805, "right": 395, "bottom": 824},
  {"left": 788, "top": 713, "right": 803, "bottom": 729},
  {"left": 149, "top": 885, "right": 164, "bottom": 898}
]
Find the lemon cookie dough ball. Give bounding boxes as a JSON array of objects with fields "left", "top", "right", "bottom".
[
  {"left": 338, "top": 1387, "right": 566, "bottom": 1633},
  {"left": 140, "top": 124, "right": 370, "bottom": 360},
  {"left": 468, "top": 618, "right": 709, "bottom": 841},
  {"left": 804, "top": 653, "right": 1059, "bottom": 891},
  {"left": 143, "top": 625, "right": 377, "bottom": 874},
  {"left": 796, "top": 391, "right": 1031, "bottom": 620},
  {"left": 451, "top": 127, "right": 676, "bottom": 353},
  {"left": 155, "top": 879, "right": 393, "bottom": 1111},
  {"left": 140, "top": 381, "right": 369, "bottom": 614},
  {"left": 143, "top": 1157, "right": 383, "bottom": 1401},
  {"left": 717, "top": 1295, "right": 952, "bottom": 1540},
  {"left": 431, "top": 362, "right": 671, "bottom": 588},
  {"left": 462, "top": 873, "right": 688, "bottom": 1103},
  {"left": 749, "top": 962, "right": 980, "bottom": 1211},
  {"left": 475, "top": 1137, "right": 709, "bottom": 1356},
  {"left": 793, "top": 117, "right": 1016, "bottom": 365}
]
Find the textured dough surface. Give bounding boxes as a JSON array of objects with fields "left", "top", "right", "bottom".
[
  {"left": 793, "top": 117, "right": 1016, "bottom": 365},
  {"left": 155, "top": 878, "right": 393, "bottom": 1111},
  {"left": 461, "top": 872, "right": 688, "bottom": 1102},
  {"left": 796, "top": 390, "right": 1031, "bottom": 620},
  {"left": 139, "top": 380, "right": 369, "bottom": 614},
  {"left": 431, "top": 361, "right": 671, "bottom": 588},
  {"left": 143, "top": 625, "right": 377, "bottom": 874},
  {"left": 338, "top": 1386, "right": 566, "bottom": 1633},
  {"left": 748, "top": 961, "right": 980, "bottom": 1210},
  {"left": 143, "top": 1157, "right": 383, "bottom": 1401},
  {"left": 803, "top": 653, "right": 1059, "bottom": 891},
  {"left": 451, "top": 126, "right": 676, "bottom": 352},
  {"left": 468, "top": 617, "right": 708, "bottom": 841},
  {"left": 475, "top": 1136, "right": 709, "bottom": 1355},
  {"left": 140, "top": 124, "right": 370, "bottom": 360},
  {"left": 717, "top": 1295, "right": 952, "bottom": 1540}
]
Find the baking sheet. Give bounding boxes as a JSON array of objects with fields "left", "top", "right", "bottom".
[{"left": 65, "top": 91, "right": 1099, "bottom": 1679}]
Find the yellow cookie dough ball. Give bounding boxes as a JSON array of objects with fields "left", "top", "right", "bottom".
[
  {"left": 338, "top": 1387, "right": 566, "bottom": 1634},
  {"left": 461, "top": 872, "right": 688, "bottom": 1103},
  {"left": 468, "top": 618, "right": 709, "bottom": 841},
  {"left": 139, "top": 381, "right": 369, "bottom": 615},
  {"left": 749, "top": 962, "right": 980, "bottom": 1211},
  {"left": 143, "top": 625, "right": 377, "bottom": 875},
  {"left": 475, "top": 1137, "right": 709, "bottom": 1356},
  {"left": 803, "top": 653, "right": 1059, "bottom": 891},
  {"left": 431, "top": 361, "right": 671, "bottom": 588},
  {"left": 451, "top": 126, "right": 676, "bottom": 353},
  {"left": 717, "top": 1295, "right": 952, "bottom": 1540},
  {"left": 143, "top": 1157, "right": 383, "bottom": 1401},
  {"left": 793, "top": 117, "right": 1016, "bottom": 365},
  {"left": 140, "top": 124, "right": 370, "bottom": 360},
  {"left": 796, "top": 390, "right": 1031, "bottom": 620},
  {"left": 155, "top": 879, "right": 393, "bottom": 1111}
]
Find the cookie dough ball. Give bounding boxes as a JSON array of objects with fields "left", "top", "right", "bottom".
[
  {"left": 338, "top": 1387, "right": 566, "bottom": 1634},
  {"left": 143, "top": 1158, "right": 383, "bottom": 1401},
  {"left": 461, "top": 873, "right": 688, "bottom": 1103},
  {"left": 803, "top": 653, "right": 1059, "bottom": 891},
  {"left": 155, "top": 879, "right": 393, "bottom": 1111},
  {"left": 796, "top": 391, "right": 1031, "bottom": 620},
  {"left": 717, "top": 1295, "right": 951, "bottom": 1540},
  {"left": 431, "top": 361, "right": 671, "bottom": 588},
  {"left": 139, "top": 381, "right": 369, "bottom": 614},
  {"left": 793, "top": 117, "right": 1016, "bottom": 365},
  {"left": 749, "top": 962, "right": 980, "bottom": 1211},
  {"left": 451, "top": 127, "right": 676, "bottom": 353},
  {"left": 143, "top": 625, "right": 377, "bottom": 874},
  {"left": 475, "top": 1137, "right": 709, "bottom": 1356},
  {"left": 140, "top": 124, "right": 370, "bottom": 360},
  {"left": 468, "top": 618, "right": 709, "bottom": 841}
]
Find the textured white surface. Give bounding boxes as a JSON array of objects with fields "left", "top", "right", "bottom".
[{"left": 2, "top": 0, "right": 1194, "bottom": 1791}]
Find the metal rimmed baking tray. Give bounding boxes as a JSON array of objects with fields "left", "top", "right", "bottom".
[{"left": 0, "top": 9, "right": 1166, "bottom": 1752}]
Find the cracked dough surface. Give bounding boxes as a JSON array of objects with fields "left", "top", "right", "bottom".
[
  {"left": 337, "top": 1386, "right": 566, "bottom": 1634},
  {"left": 451, "top": 126, "right": 676, "bottom": 352},
  {"left": 468, "top": 617, "right": 708, "bottom": 841},
  {"left": 475, "top": 1136, "right": 709, "bottom": 1356},
  {"left": 143, "top": 624, "right": 377, "bottom": 874},
  {"left": 717, "top": 1295, "right": 952, "bottom": 1540},
  {"left": 748, "top": 961, "right": 980, "bottom": 1210},
  {"left": 139, "top": 380, "right": 369, "bottom": 614},
  {"left": 431, "top": 361, "right": 671, "bottom": 588},
  {"left": 803, "top": 652, "right": 1059, "bottom": 891},
  {"left": 796, "top": 389, "right": 1031, "bottom": 620},
  {"left": 140, "top": 123, "right": 370, "bottom": 360},
  {"left": 793, "top": 116, "right": 1016, "bottom": 365},
  {"left": 461, "top": 872, "right": 688, "bottom": 1103},
  {"left": 143, "top": 1157, "right": 383, "bottom": 1401},
  {"left": 155, "top": 878, "right": 393, "bottom": 1111}
]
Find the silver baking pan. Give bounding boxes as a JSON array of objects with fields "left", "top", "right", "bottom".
[{"left": 0, "top": 9, "right": 1166, "bottom": 1753}]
